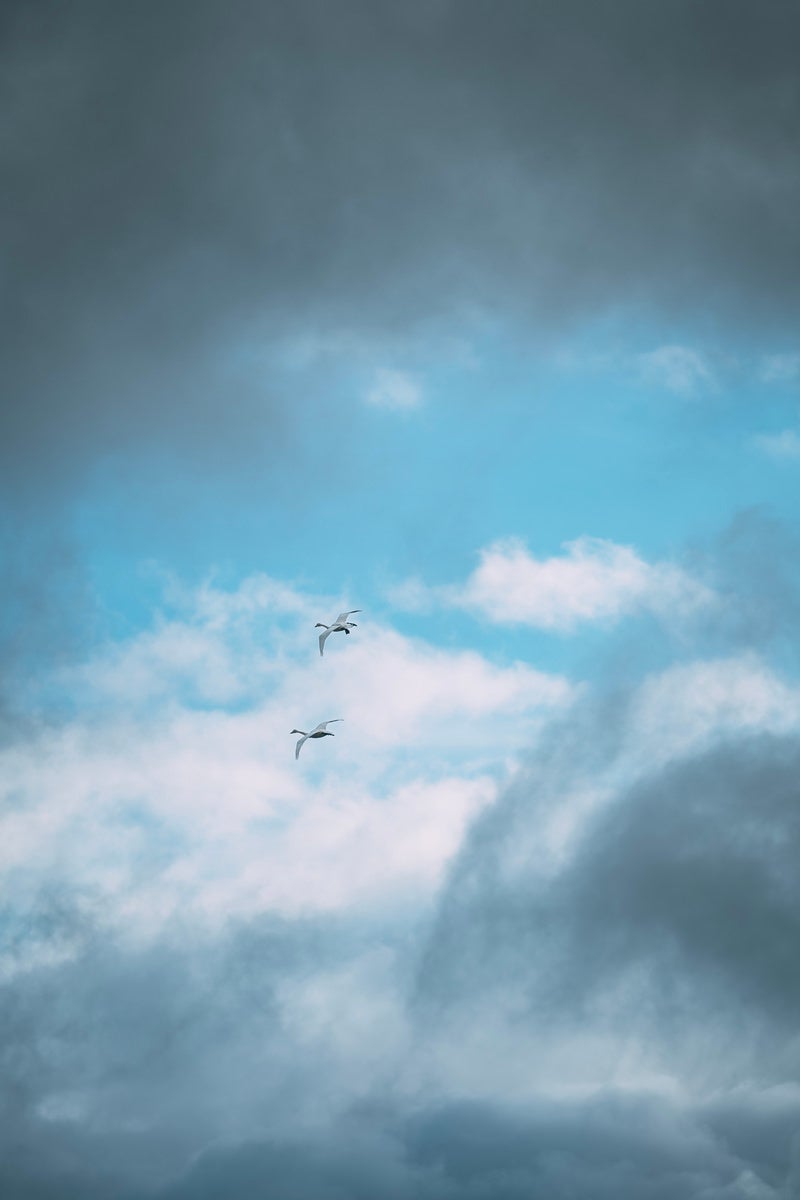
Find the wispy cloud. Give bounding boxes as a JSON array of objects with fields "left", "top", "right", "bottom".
[
  {"left": 554, "top": 341, "right": 727, "bottom": 398},
  {"left": 754, "top": 429, "right": 800, "bottom": 460},
  {"left": 365, "top": 369, "right": 422, "bottom": 410},
  {"left": 636, "top": 344, "right": 717, "bottom": 397},
  {"left": 760, "top": 353, "right": 800, "bottom": 384}
]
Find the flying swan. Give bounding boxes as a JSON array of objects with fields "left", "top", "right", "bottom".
[
  {"left": 290, "top": 719, "right": 343, "bottom": 759},
  {"left": 315, "top": 610, "right": 361, "bottom": 657}
]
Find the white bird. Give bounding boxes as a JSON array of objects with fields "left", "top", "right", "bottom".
[
  {"left": 315, "top": 610, "right": 361, "bottom": 657},
  {"left": 290, "top": 719, "right": 343, "bottom": 760}
]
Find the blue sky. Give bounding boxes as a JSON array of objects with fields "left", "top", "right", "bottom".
[
  {"left": 54, "top": 320, "right": 798, "bottom": 589},
  {"left": 62, "top": 320, "right": 800, "bottom": 679},
  {"left": 3, "top": 4, "right": 800, "bottom": 1198}
]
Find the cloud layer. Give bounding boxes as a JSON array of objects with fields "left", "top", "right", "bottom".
[
  {"left": 2, "top": 561, "right": 800, "bottom": 1198},
  {"left": 3, "top": 0, "right": 800, "bottom": 487}
]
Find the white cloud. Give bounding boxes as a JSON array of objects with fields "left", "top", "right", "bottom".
[
  {"left": 64, "top": 620, "right": 249, "bottom": 707},
  {"left": 365, "top": 368, "right": 422, "bottom": 409},
  {"left": 394, "top": 536, "right": 714, "bottom": 632},
  {"left": 637, "top": 344, "right": 717, "bottom": 397},
  {"left": 0, "top": 575, "right": 573, "bottom": 951},
  {"left": 754, "top": 429, "right": 800, "bottom": 460},
  {"left": 628, "top": 652, "right": 800, "bottom": 766}
]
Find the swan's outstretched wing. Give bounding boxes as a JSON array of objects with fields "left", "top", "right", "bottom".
[
  {"left": 318, "top": 627, "right": 332, "bottom": 657},
  {"left": 313, "top": 719, "right": 343, "bottom": 733},
  {"left": 294, "top": 733, "right": 309, "bottom": 759},
  {"left": 335, "top": 610, "right": 361, "bottom": 624}
]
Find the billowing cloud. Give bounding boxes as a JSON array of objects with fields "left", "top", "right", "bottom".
[
  {"left": 392, "top": 536, "right": 714, "bottom": 631},
  {"left": 0, "top": 574, "right": 571, "bottom": 939}
]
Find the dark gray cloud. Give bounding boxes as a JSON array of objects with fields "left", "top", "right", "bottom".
[
  {"left": 0, "top": 904, "right": 376, "bottom": 1197},
  {"left": 401, "top": 714, "right": 800, "bottom": 1197},
  {"left": 140, "top": 1093, "right": 763, "bottom": 1200},
  {"left": 2, "top": 0, "right": 799, "bottom": 485},
  {"left": 692, "top": 510, "right": 800, "bottom": 665},
  {"left": 4, "top": 1044, "right": 796, "bottom": 1200},
  {"left": 419, "top": 726, "right": 800, "bottom": 1032}
]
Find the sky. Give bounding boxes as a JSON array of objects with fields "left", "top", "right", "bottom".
[{"left": 2, "top": 1, "right": 800, "bottom": 1196}]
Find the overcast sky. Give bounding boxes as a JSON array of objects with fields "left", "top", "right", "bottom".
[{"left": 3, "top": 3, "right": 800, "bottom": 1197}]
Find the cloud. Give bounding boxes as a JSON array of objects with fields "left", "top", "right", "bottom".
[
  {"left": 412, "top": 654, "right": 800, "bottom": 1148},
  {"left": 365, "top": 369, "right": 423, "bottom": 410},
  {"left": 392, "top": 536, "right": 714, "bottom": 631},
  {"left": 3, "top": 918, "right": 799, "bottom": 1198},
  {"left": 139, "top": 1092, "right": 793, "bottom": 1199},
  {"left": 636, "top": 345, "right": 718, "bottom": 397},
  {"left": 754, "top": 430, "right": 800, "bottom": 460},
  {"left": 0, "top": 574, "right": 572, "bottom": 938}
]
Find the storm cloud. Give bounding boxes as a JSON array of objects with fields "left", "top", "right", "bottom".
[
  {"left": 3, "top": 0, "right": 800, "bottom": 483},
  {"left": 420, "top": 727, "right": 800, "bottom": 1035}
]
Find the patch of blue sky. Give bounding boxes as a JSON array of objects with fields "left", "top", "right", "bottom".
[{"left": 66, "top": 319, "right": 800, "bottom": 673}]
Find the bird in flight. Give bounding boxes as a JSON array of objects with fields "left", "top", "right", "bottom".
[
  {"left": 290, "top": 719, "right": 343, "bottom": 759},
  {"left": 315, "top": 610, "right": 361, "bottom": 657}
]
